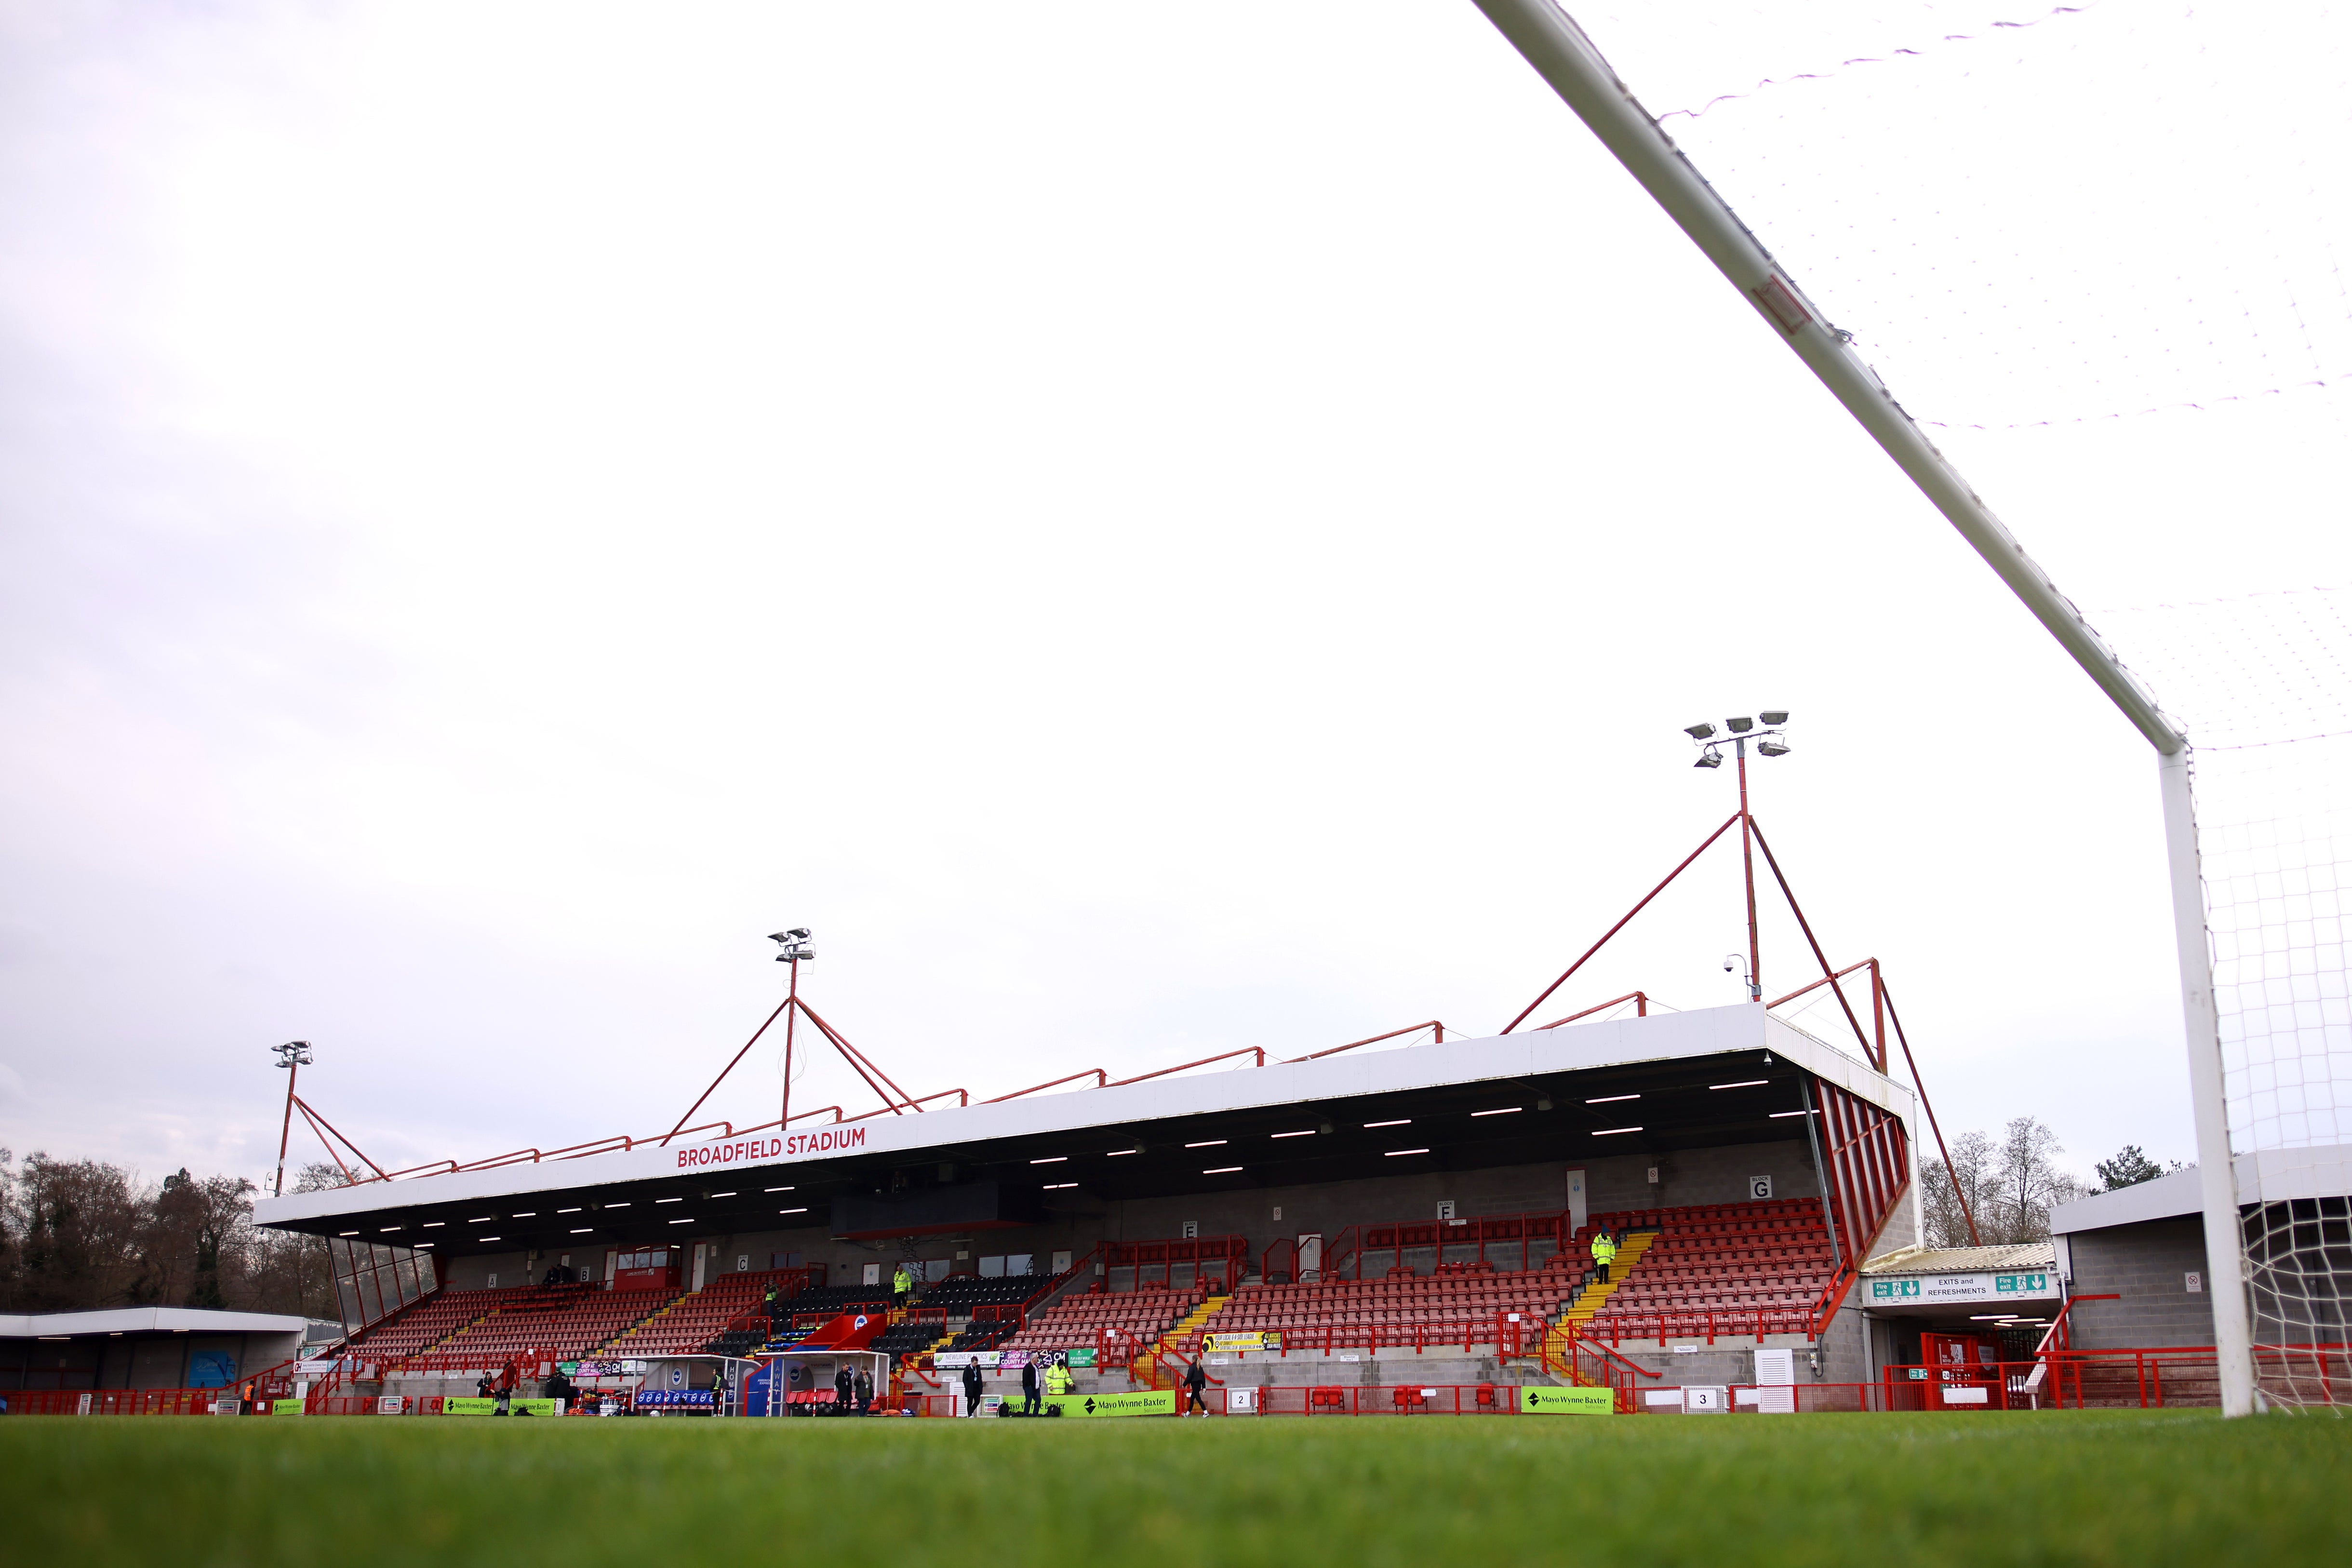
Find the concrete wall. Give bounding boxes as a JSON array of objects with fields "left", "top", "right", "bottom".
[
  {"left": 0, "top": 1329, "right": 303, "bottom": 1391},
  {"left": 2061, "top": 1217, "right": 2216, "bottom": 1350}
]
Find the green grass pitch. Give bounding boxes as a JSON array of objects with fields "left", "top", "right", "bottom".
[{"left": 6, "top": 1411, "right": 2348, "bottom": 1567}]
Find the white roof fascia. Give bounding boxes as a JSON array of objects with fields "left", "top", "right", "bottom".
[
  {"left": 2050, "top": 1146, "right": 2352, "bottom": 1237},
  {"left": 2049, "top": 1166, "right": 2204, "bottom": 1234},
  {"left": 253, "top": 1002, "right": 1912, "bottom": 1229},
  {"left": 0, "top": 1306, "right": 310, "bottom": 1338},
  {"left": 2237, "top": 1144, "right": 2352, "bottom": 1206}
]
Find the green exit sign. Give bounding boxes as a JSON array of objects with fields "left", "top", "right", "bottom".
[
  {"left": 1870, "top": 1279, "right": 1922, "bottom": 1300},
  {"left": 1995, "top": 1273, "right": 2049, "bottom": 1294}
]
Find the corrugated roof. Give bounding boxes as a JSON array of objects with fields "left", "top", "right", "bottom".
[{"left": 1858, "top": 1242, "right": 2055, "bottom": 1275}]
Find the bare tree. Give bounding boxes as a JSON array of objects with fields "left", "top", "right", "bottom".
[
  {"left": 1981, "top": 1117, "right": 2084, "bottom": 1244},
  {"left": 1918, "top": 1120, "right": 2088, "bottom": 1246},
  {"left": 3, "top": 1154, "right": 151, "bottom": 1310},
  {"left": 0, "top": 1152, "right": 350, "bottom": 1316},
  {"left": 1920, "top": 1129, "right": 1993, "bottom": 1249},
  {"left": 240, "top": 1162, "right": 347, "bottom": 1318}
]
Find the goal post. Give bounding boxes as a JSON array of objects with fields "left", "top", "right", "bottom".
[{"left": 1466, "top": 0, "right": 2259, "bottom": 1413}]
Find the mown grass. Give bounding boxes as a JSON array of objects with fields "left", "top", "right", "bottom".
[{"left": 5, "top": 1410, "right": 2348, "bottom": 1568}]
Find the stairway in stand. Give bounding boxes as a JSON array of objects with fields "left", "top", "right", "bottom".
[
  {"left": 1524, "top": 1241, "right": 1656, "bottom": 1401},
  {"left": 1561, "top": 1233, "right": 1660, "bottom": 1328},
  {"left": 1136, "top": 1295, "right": 1227, "bottom": 1388},
  {"left": 1537, "top": 1231, "right": 1663, "bottom": 1374}
]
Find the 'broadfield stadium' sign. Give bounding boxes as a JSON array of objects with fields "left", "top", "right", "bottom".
[{"left": 676, "top": 1126, "right": 868, "bottom": 1169}]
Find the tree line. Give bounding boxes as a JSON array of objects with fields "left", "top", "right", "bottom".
[
  {"left": 0, "top": 1148, "right": 346, "bottom": 1318},
  {"left": 1919, "top": 1119, "right": 2181, "bottom": 1248}
]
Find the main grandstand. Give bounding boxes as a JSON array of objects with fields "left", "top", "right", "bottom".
[{"left": 250, "top": 1001, "right": 1923, "bottom": 1413}]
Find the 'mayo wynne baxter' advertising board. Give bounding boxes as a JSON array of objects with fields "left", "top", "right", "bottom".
[
  {"left": 1042, "top": 1390, "right": 1178, "bottom": 1418},
  {"left": 1518, "top": 1386, "right": 1614, "bottom": 1414}
]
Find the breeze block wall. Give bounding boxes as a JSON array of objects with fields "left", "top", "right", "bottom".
[{"left": 2063, "top": 1217, "right": 2218, "bottom": 1350}]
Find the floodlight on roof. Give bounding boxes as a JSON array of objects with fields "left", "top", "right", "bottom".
[
  {"left": 1725, "top": 715, "right": 1754, "bottom": 733},
  {"left": 1759, "top": 709, "right": 1789, "bottom": 725},
  {"left": 1684, "top": 722, "right": 1716, "bottom": 739}
]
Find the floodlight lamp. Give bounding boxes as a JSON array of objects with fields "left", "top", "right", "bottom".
[
  {"left": 1759, "top": 709, "right": 1789, "bottom": 725},
  {"left": 1725, "top": 715, "right": 1754, "bottom": 734},
  {"left": 1757, "top": 737, "right": 1790, "bottom": 757},
  {"left": 272, "top": 1040, "right": 312, "bottom": 1068},
  {"left": 1684, "top": 722, "right": 1716, "bottom": 740},
  {"left": 1694, "top": 749, "right": 1724, "bottom": 769}
]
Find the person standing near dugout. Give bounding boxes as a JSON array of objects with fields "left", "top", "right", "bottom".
[
  {"left": 960, "top": 1359, "right": 983, "bottom": 1417},
  {"left": 1018, "top": 1356, "right": 1041, "bottom": 1416}
]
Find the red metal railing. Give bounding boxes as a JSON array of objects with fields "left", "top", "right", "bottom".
[
  {"left": 1540, "top": 1325, "right": 1661, "bottom": 1410},
  {"left": 1106, "top": 1234, "right": 1250, "bottom": 1290},
  {"left": 1280, "top": 1207, "right": 1582, "bottom": 1282},
  {"left": 1586, "top": 1288, "right": 1853, "bottom": 1349},
  {"left": 1282, "top": 1021, "right": 1449, "bottom": 1063},
  {"left": 1241, "top": 1383, "right": 1523, "bottom": 1416},
  {"left": 845, "top": 1088, "right": 968, "bottom": 1121},
  {"left": 1535, "top": 992, "right": 1650, "bottom": 1030},
  {"left": 1107, "top": 1046, "right": 1265, "bottom": 1086},
  {"left": 2, "top": 1387, "right": 256, "bottom": 1416},
  {"left": 984, "top": 1070, "right": 1108, "bottom": 1103},
  {"left": 1179, "top": 1313, "right": 1564, "bottom": 1359}
]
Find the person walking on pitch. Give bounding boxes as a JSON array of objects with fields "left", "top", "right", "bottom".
[{"left": 1183, "top": 1356, "right": 1209, "bottom": 1416}]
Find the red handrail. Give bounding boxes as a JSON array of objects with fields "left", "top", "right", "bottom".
[
  {"left": 1282, "top": 1021, "right": 1449, "bottom": 1063},
  {"left": 845, "top": 1088, "right": 968, "bottom": 1121},
  {"left": 1107, "top": 1046, "right": 1266, "bottom": 1086},
  {"left": 1535, "top": 992, "right": 1650, "bottom": 1029},
  {"left": 2036, "top": 1293, "right": 2119, "bottom": 1357},
  {"left": 984, "top": 1070, "right": 1108, "bottom": 1102}
]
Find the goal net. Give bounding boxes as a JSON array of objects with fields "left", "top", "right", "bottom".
[{"left": 1515, "top": 0, "right": 2352, "bottom": 1405}]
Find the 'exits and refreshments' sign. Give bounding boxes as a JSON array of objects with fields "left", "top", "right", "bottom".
[{"left": 1867, "top": 1271, "right": 2057, "bottom": 1306}]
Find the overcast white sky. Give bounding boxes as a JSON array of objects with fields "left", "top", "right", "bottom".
[{"left": 2, "top": 1, "right": 2345, "bottom": 1193}]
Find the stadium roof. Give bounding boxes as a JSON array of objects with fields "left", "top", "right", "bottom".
[
  {"left": 251, "top": 1002, "right": 1911, "bottom": 1257},
  {"left": 0, "top": 1307, "right": 311, "bottom": 1339},
  {"left": 1859, "top": 1243, "right": 2055, "bottom": 1275}
]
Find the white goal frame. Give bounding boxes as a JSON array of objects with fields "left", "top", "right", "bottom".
[{"left": 1467, "top": 0, "right": 2258, "bottom": 1414}]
